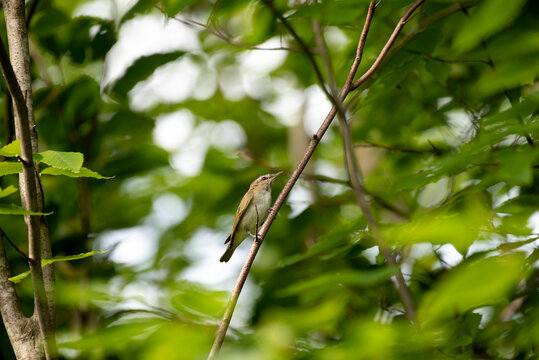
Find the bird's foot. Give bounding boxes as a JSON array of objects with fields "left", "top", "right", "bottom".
[{"left": 248, "top": 231, "right": 263, "bottom": 242}]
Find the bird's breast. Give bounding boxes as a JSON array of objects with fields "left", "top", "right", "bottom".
[{"left": 239, "top": 189, "right": 271, "bottom": 233}]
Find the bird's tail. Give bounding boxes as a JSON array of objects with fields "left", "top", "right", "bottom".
[{"left": 219, "top": 245, "right": 235, "bottom": 262}]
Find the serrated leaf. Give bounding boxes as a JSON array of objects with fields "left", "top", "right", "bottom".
[
  {"left": 0, "top": 186, "right": 18, "bottom": 198},
  {"left": 0, "top": 203, "right": 52, "bottom": 216},
  {"left": 41, "top": 166, "right": 112, "bottom": 179},
  {"left": 34, "top": 151, "right": 83, "bottom": 172},
  {"left": 108, "top": 51, "right": 185, "bottom": 98},
  {"left": 8, "top": 250, "right": 108, "bottom": 283},
  {"left": 0, "top": 140, "right": 21, "bottom": 157},
  {"left": 0, "top": 162, "right": 22, "bottom": 176}
]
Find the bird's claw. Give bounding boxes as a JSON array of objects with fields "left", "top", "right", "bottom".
[{"left": 248, "top": 231, "right": 263, "bottom": 242}]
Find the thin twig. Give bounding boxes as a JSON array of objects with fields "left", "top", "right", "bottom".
[
  {"left": 25, "top": 0, "right": 39, "bottom": 27},
  {"left": 150, "top": 0, "right": 299, "bottom": 52},
  {"left": 209, "top": 0, "right": 465, "bottom": 355},
  {"left": 4, "top": 92, "right": 14, "bottom": 146},
  {"left": 355, "top": 141, "right": 444, "bottom": 154},
  {"left": 0, "top": 228, "right": 31, "bottom": 262},
  {"left": 352, "top": 0, "right": 426, "bottom": 90},
  {"left": 351, "top": 1, "right": 478, "bottom": 95},
  {"left": 313, "top": 4, "right": 416, "bottom": 320},
  {"left": 209, "top": 2, "right": 379, "bottom": 357},
  {"left": 409, "top": 50, "right": 491, "bottom": 65},
  {"left": 238, "top": 149, "right": 408, "bottom": 218},
  {"left": 260, "top": 0, "right": 334, "bottom": 102}
]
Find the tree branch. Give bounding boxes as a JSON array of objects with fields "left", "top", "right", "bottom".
[
  {"left": 354, "top": 141, "right": 444, "bottom": 154},
  {"left": 2, "top": 0, "right": 56, "bottom": 358},
  {"left": 313, "top": 5, "right": 416, "bottom": 320},
  {"left": 209, "top": 2, "right": 380, "bottom": 357},
  {"left": 352, "top": 0, "right": 426, "bottom": 90},
  {"left": 260, "top": 0, "right": 334, "bottom": 103},
  {"left": 0, "top": 225, "right": 35, "bottom": 360},
  {"left": 209, "top": 0, "right": 471, "bottom": 354},
  {"left": 238, "top": 149, "right": 409, "bottom": 219},
  {"left": 351, "top": 1, "right": 478, "bottom": 95},
  {"left": 0, "top": 227, "right": 31, "bottom": 261},
  {"left": 150, "top": 0, "right": 299, "bottom": 52},
  {"left": 25, "top": 0, "right": 40, "bottom": 27}
]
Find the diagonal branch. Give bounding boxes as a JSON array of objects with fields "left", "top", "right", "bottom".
[
  {"left": 313, "top": 5, "right": 416, "bottom": 320},
  {"left": 0, "top": 227, "right": 31, "bottom": 261},
  {"left": 352, "top": 0, "right": 426, "bottom": 90},
  {"left": 209, "top": 2, "right": 379, "bottom": 358},
  {"left": 260, "top": 0, "right": 335, "bottom": 102},
  {"left": 0, "top": 225, "right": 30, "bottom": 359},
  {"left": 150, "top": 0, "right": 299, "bottom": 52},
  {"left": 210, "top": 0, "right": 461, "bottom": 355}
]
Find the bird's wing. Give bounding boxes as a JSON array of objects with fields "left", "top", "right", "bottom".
[{"left": 225, "top": 191, "right": 253, "bottom": 245}]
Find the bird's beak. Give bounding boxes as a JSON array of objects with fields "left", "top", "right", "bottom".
[{"left": 272, "top": 171, "right": 283, "bottom": 182}]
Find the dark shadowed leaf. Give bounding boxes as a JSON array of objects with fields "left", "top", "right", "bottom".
[{"left": 108, "top": 51, "right": 186, "bottom": 98}]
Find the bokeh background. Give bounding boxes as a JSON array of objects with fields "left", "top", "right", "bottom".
[{"left": 0, "top": 0, "right": 538, "bottom": 359}]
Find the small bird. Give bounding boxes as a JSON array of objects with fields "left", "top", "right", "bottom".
[{"left": 220, "top": 171, "right": 282, "bottom": 262}]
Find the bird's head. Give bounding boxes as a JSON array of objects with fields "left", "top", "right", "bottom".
[{"left": 250, "top": 171, "right": 282, "bottom": 189}]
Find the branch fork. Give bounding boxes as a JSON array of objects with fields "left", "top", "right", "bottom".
[{"left": 209, "top": 1, "right": 428, "bottom": 357}]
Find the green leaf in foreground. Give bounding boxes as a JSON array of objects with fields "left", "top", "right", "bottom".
[
  {"left": 0, "top": 203, "right": 52, "bottom": 216},
  {"left": 0, "top": 186, "right": 18, "bottom": 198},
  {"left": 0, "top": 162, "right": 23, "bottom": 176},
  {"left": 0, "top": 139, "right": 21, "bottom": 157},
  {"left": 34, "top": 150, "right": 84, "bottom": 172},
  {"left": 277, "top": 220, "right": 364, "bottom": 268},
  {"left": 419, "top": 253, "right": 526, "bottom": 324},
  {"left": 277, "top": 267, "right": 397, "bottom": 297},
  {"left": 41, "top": 166, "right": 112, "bottom": 179},
  {"left": 9, "top": 250, "right": 108, "bottom": 283}
]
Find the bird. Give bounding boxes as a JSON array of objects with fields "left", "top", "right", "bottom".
[{"left": 220, "top": 171, "right": 282, "bottom": 262}]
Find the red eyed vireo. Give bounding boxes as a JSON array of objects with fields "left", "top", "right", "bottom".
[{"left": 220, "top": 172, "right": 282, "bottom": 262}]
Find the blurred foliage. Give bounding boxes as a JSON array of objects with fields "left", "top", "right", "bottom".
[{"left": 0, "top": 0, "right": 538, "bottom": 359}]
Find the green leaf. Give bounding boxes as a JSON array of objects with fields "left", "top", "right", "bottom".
[
  {"left": 41, "top": 166, "right": 112, "bottom": 179},
  {"left": 34, "top": 150, "right": 84, "bottom": 172},
  {"left": 424, "top": 58, "right": 450, "bottom": 85},
  {"left": 277, "top": 220, "right": 364, "bottom": 268},
  {"left": 476, "top": 55, "right": 539, "bottom": 97},
  {"left": 0, "top": 140, "right": 21, "bottom": 157},
  {"left": 277, "top": 267, "right": 397, "bottom": 297},
  {"left": 158, "top": 0, "right": 198, "bottom": 16},
  {"left": 453, "top": 0, "right": 527, "bottom": 52},
  {"left": 171, "top": 281, "right": 228, "bottom": 317},
  {"left": 0, "top": 162, "right": 22, "bottom": 176},
  {"left": 0, "top": 204, "right": 52, "bottom": 216},
  {"left": 485, "top": 148, "right": 539, "bottom": 186},
  {"left": 108, "top": 51, "right": 186, "bottom": 98},
  {"left": 9, "top": 250, "right": 108, "bottom": 283},
  {"left": 419, "top": 254, "right": 527, "bottom": 324},
  {"left": 383, "top": 200, "right": 491, "bottom": 253},
  {"left": 0, "top": 186, "right": 18, "bottom": 198},
  {"left": 120, "top": 0, "right": 154, "bottom": 24}
]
